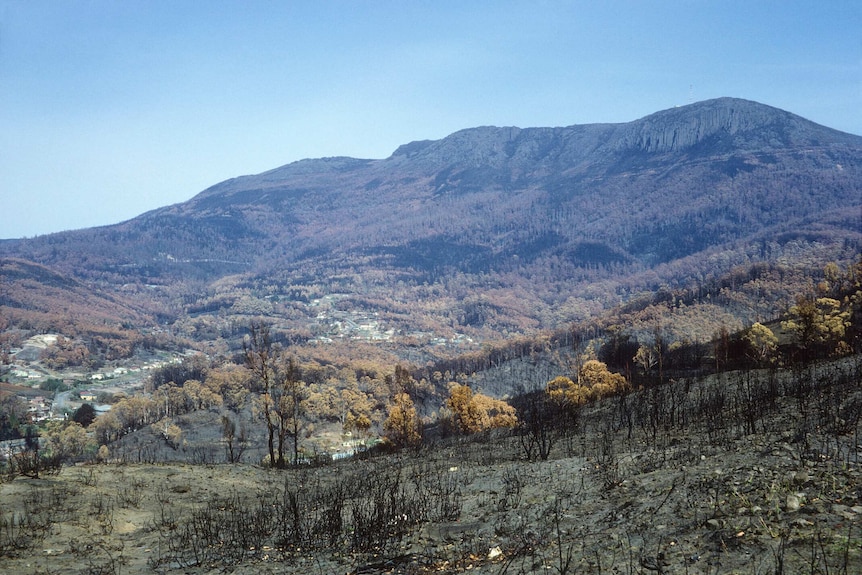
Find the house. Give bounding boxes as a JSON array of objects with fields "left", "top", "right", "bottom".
[{"left": 27, "top": 396, "right": 52, "bottom": 422}]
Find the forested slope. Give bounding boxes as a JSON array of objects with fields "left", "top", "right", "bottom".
[{"left": 1, "top": 97, "right": 859, "bottom": 356}]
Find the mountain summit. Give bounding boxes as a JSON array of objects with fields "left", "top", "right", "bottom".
[
  {"left": 147, "top": 97, "right": 861, "bottom": 269},
  {"left": 3, "top": 98, "right": 860, "bottom": 341},
  {"left": 191, "top": 97, "right": 858, "bottom": 204},
  {"left": 389, "top": 97, "right": 857, "bottom": 164}
]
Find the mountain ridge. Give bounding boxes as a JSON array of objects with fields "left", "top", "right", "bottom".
[
  {"left": 2, "top": 97, "right": 860, "bottom": 353},
  {"left": 183, "top": 97, "right": 861, "bottom": 203}
]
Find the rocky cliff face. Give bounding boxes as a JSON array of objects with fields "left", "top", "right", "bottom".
[
  {"left": 383, "top": 98, "right": 861, "bottom": 169},
  {"left": 613, "top": 98, "right": 856, "bottom": 154}
]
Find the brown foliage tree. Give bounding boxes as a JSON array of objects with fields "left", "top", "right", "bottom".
[
  {"left": 579, "top": 359, "right": 629, "bottom": 399},
  {"left": 445, "top": 383, "right": 517, "bottom": 434},
  {"left": 383, "top": 392, "right": 421, "bottom": 448}
]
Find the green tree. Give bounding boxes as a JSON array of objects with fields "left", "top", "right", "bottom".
[
  {"left": 744, "top": 322, "right": 778, "bottom": 365},
  {"left": 71, "top": 402, "right": 97, "bottom": 427},
  {"left": 783, "top": 296, "right": 851, "bottom": 359}
]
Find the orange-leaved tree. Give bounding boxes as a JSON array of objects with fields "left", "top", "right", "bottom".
[
  {"left": 579, "top": 359, "right": 629, "bottom": 399},
  {"left": 546, "top": 376, "right": 590, "bottom": 406},
  {"left": 383, "top": 392, "right": 421, "bottom": 448},
  {"left": 546, "top": 360, "right": 628, "bottom": 406},
  {"left": 445, "top": 383, "right": 517, "bottom": 435}
]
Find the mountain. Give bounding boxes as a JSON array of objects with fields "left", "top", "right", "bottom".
[{"left": 2, "top": 98, "right": 861, "bottom": 353}]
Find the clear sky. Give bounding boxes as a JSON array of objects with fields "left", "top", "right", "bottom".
[{"left": 1, "top": 1, "right": 860, "bottom": 239}]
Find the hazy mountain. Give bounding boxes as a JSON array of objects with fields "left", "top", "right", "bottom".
[{"left": 2, "top": 97, "right": 860, "bottom": 348}]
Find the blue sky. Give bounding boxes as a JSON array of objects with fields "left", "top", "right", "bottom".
[{"left": 1, "top": 1, "right": 860, "bottom": 239}]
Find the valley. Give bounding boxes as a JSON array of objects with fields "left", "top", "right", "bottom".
[{"left": 0, "top": 97, "right": 860, "bottom": 573}]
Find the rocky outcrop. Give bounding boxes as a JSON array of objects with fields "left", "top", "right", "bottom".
[{"left": 612, "top": 97, "right": 861, "bottom": 154}]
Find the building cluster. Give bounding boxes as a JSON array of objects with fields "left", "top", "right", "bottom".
[{"left": 27, "top": 395, "right": 53, "bottom": 422}]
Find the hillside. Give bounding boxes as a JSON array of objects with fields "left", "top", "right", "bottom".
[
  {"left": 0, "top": 258, "right": 174, "bottom": 363},
  {"left": 2, "top": 356, "right": 861, "bottom": 575},
  {"left": 1, "top": 98, "right": 860, "bottom": 360}
]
